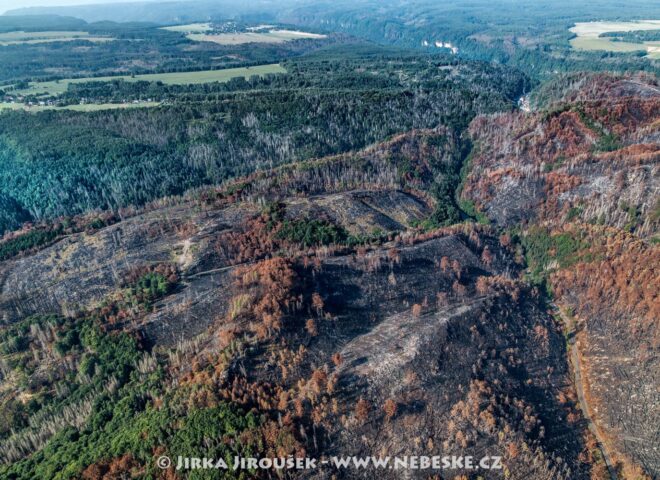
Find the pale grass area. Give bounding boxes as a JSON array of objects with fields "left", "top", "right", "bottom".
[
  {"left": 569, "top": 20, "right": 660, "bottom": 58},
  {"left": 646, "top": 42, "right": 660, "bottom": 59},
  {"left": 0, "top": 30, "right": 114, "bottom": 46},
  {"left": 160, "top": 22, "right": 325, "bottom": 44},
  {"left": 187, "top": 29, "right": 326, "bottom": 45},
  {"left": 569, "top": 20, "right": 660, "bottom": 37},
  {"left": 0, "top": 101, "right": 160, "bottom": 112},
  {"left": 160, "top": 23, "right": 212, "bottom": 33},
  {"left": 0, "top": 30, "right": 92, "bottom": 40},
  {"left": 246, "top": 25, "right": 276, "bottom": 31},
  {"left": 5, "top": 64, "right": 287, "bottom": 97},
  {"left": 269, "top": 29, "right": 327, "bottom": 38},
  {"left": 570, "top": 36, "right": 646, "bottom": 52},
  {"left": 0, "top": 37, "right": 113, "bottom": 46}
]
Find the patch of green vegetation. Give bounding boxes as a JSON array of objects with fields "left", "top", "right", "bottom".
[
  {"left": 427, "top": 176, "right": 462, "bottom": 227},
  {"left": 263, "top": 201, "right": 285, "bottom": 229},
  {"left": 166, "top": 406, "right": 260, "bottom": 479},
  {"left": 0, "top": 214, "right": 117, "bottom": 259},
  {"left": 52, "top": 400, "right": 256, "bottom": 480},
  {"left": 277, "top": 218, "right": 348, "bottom": 247},
  {"left": 346, "top": 228, "right": 389, "bottom": 247},
  {"left": 264, "top": 202, "right": 359, "bottom": 248},
  {"left": 573, "top": 106, "right": 622, "bottom": 153},
  {"left": 0, "top": 314, "right": 60, "bottom": 346},
  {"left": 455, "top": 142, "right": 489, "bottom": 225},
  {"left": 620, "top": 201, "right": 642, "bottom": 233},
  {"left": 602, "top": 29, "right": 660, "bottom": 43},
  {"left": 416, "top": 140, "right": 479, "bottom": 231},
  {"left": 0, "top": 313, "right": 141, "bottom": 452},
  {"left": 0, "top": 307, "right": 259, "bottom": 479},
  {"left": 593, "top": 131, "right": 622, "bottom": 152},
  {"left": 517, "top": 227, "right": 588, "bottom": 292},
  {"left": 544, "top": 155, "right": 566, "bottom": 172},
  {"left": 224, "top": 181, "right": 250, "bottom": 196},
  {"left": 124, "top": 272, "right": 174, "bottom": 308},
  {"left": 456, "top": 196, "right": 489, "bottom": 225},
  {"left": 565, "top": 205, "right": 583, "bottom": 221},
  {"left": 0, "top": 227, "right": 61, "bottom": 261}
]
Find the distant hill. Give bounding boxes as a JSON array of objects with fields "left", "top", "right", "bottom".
[
  {"left": 7, "top": 0, "right": 659, "bottom": 78},
  {"left": 5, "top": 0, "right": 303, "bottom": 24},
  {"left": 0, "top": 14, "right": 87, "bottom": 32}
]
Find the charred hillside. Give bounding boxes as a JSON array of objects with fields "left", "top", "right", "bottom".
[
  {"left": 0, "top": 128, "right": 600, "bottom": 479},
  {"left": 463, "top": 73, "right": 659, "bottom": 235},
  {"left": 463, "top": 72, "right": 659, "bottom": 478}
]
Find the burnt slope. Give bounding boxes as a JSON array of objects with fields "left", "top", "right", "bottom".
[
  {"left": 463, "top": 72, "right": 660, "bottom": 478},
  {"left": 0, "top": 151, "right": 597, "bottom": 479}
]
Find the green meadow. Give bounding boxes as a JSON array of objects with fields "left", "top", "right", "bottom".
[
  {"left": 6, "top": 64, "right": 287, "bottom": 97},
  {"left": 569, "top": 20, "right": 660, "bottom": 59}
]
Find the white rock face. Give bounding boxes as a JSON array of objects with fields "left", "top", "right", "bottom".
[{"left": 434, "top": 40, "right": 459, "bottom": 54}]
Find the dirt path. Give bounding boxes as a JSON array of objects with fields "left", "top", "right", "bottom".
[{"left": 554, "top": 305, "right": 618, "bottom": 480}]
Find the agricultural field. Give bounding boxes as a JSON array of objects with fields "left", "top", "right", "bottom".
[
  {"left": 160, "top": 22, "right": 212, "bottom": 33},
  {"left": 0, "top": 101, "right": 159, "bottom": 112},
  {"left": 161, "top": 22, "right": 327, "bottom": 45},
  {"left": 648, "top": 43, "right": 660, "bottom": 59},
  {"left": 5, "top": 64, "right": 287, "bottom": 97},
  {"left": 0, "top": 30, "right": 113, "bottom": 46},
  {"left": 570, "top": 20, "right": 660, "bottom": 58},
  {"left": 187, "top": 29, "right": 327, "bottom": 45}
]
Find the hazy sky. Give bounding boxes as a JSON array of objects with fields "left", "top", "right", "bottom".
[{"left": 0, "top": 0, "right": 142, "bottom": 15}]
